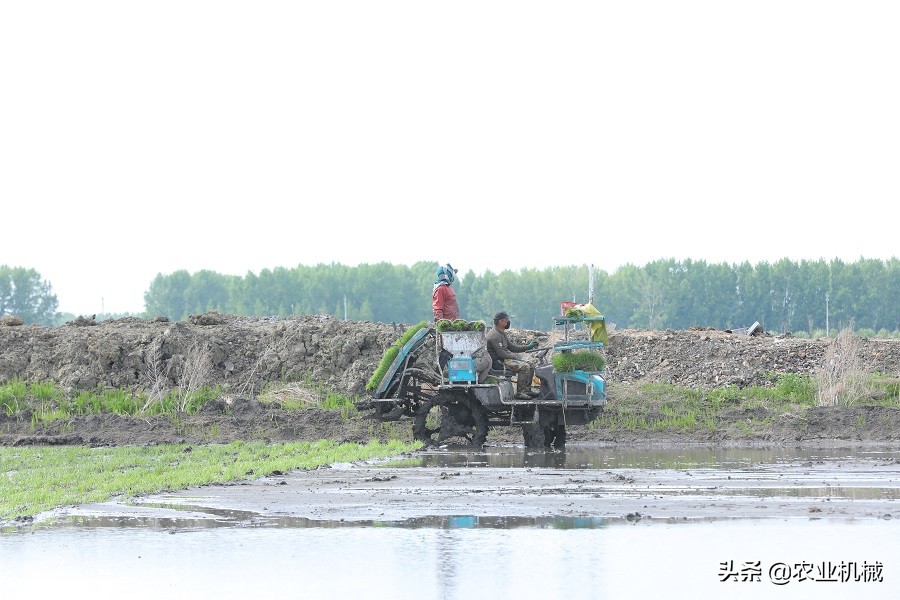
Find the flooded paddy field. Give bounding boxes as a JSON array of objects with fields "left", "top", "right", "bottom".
[
  {"left": 4, "top": 444, "right": 900, "bottom": 599},
  {"left": 47, "top": 444, "right": 900, "bottom": 525}
]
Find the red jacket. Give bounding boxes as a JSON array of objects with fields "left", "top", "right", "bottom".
[{"left": 432, "top": 284, "right": 459, "bottom": 321}]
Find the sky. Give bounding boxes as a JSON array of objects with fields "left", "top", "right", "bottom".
[{"left": 2, "top": 2, "right": 898, "bottom": 316}]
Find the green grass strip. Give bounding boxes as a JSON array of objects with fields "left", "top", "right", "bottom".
[{"left": 0, "top": 439, "right": 419, "bottom": 522}]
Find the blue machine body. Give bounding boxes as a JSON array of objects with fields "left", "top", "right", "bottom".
[{"left": 448, "top": 357, "right": 477, "bottom": 383}]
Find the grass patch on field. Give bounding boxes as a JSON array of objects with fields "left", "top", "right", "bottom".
[
  {"left": 257, "top": 381, "right": 358, "bottom": 418},
  {"left": 0, "top": 379, "right": 222, "bottom": 422},
  {"left": 590, "top": 371, "right": 900, "bottom": 435},
  {"left": 0, "top": 439, "right": 420, "bottom": 523},
  {"left": 0, "top": 379, "right": 362, "bottom": 422}
]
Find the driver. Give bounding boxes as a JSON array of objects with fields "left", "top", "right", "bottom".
[{"left": 486, "top": 311, "right": 538, "bottom": 400}]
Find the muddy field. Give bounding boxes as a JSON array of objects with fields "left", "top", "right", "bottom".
[
  {"left": 2, "top": 312, "right": 900, "bottom": 447},
  {"left": 46, "top": 446, "right": 900, "bottom": 526}
]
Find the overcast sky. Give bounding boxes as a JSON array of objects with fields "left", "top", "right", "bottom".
[{"left": 2, "top": 1, "right": 897, "bottom": 315}]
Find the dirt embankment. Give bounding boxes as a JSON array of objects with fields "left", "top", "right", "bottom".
[{"left": 1, "top": 312, "right": 899, "bottom": 446}]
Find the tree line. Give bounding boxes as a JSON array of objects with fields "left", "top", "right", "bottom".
[{"left": 3, "top": 258, "right": 898, "bottom": 336}]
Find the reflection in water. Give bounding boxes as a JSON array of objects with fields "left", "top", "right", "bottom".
[
  {"left": 21, "top": 513, "right": 610, "bottom": 532},
  {"left": 403, "top": 445, "right": 900, "bottom": 471},
  {"left": 436, "top": 530, "right": 458, "bottom": 600},
  {"left": 2, "top": 520, "right": 899, "bottom": 600},
  {"left": 746, "top": 485, "right": 900, "bottom": 500}
]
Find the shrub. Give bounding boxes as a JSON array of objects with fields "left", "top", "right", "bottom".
[{"left": 815, "top": 328, "right": 870, "bottom": 406}]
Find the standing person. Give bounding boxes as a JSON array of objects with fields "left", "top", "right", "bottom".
[
  {"left": 432, "top": 263, "right": 459, "bottom": 321},
  {"left": 431, "top": 263, "right": 491, "bottom": 383},
  {"left": 486, "top": 311, "right": 538, "bottom": 400}
]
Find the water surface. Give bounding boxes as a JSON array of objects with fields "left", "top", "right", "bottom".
[{"left": 3, "top": 445, "right": 899, "bottom": 599}]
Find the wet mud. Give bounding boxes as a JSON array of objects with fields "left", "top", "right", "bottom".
[{"left": 44, "top": 444, "right": 900, "bottom": 529}]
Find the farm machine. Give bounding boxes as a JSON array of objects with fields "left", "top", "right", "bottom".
[{"left": 360, "top": 310, "right": 608, "bottom": 448}]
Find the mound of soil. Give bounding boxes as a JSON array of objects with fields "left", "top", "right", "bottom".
[{"left": 2, "top": 312, "right": 899, "bottom": 446}]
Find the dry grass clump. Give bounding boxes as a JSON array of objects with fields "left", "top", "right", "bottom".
[
  {"left": 258, "top": 382, "right": 322, "bottom": 409},
  {"left": 141, "top": 342, "right": 213, "bottom": 413},
  {"left": 178, "top": 342, "right": 212, "bottom": 411},
  {"left": 815, "top": 328, "right": 871, "bottom": 406},
  {"left": 141, "top": 346, "right": 172, "bottom": 412}
]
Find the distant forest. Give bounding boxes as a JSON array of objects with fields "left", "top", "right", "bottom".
[{"left": 133, "top": 258, "right": 899, "bottom": 337}]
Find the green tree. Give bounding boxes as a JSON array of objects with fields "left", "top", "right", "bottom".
[
  {"left": 878, "top": 258, "right": 900, "bottom": 331},
  {"left": 0, "top": 265, "right": 59, "bottom": 325},
  {"left": 183, "top": 270, "right": 235, "bottom": 314},
  {"left": 133, "top": 258, "right": 899, "bottom": 335},
  {"left": 699, "top": 261, "right": 738, "bottom": 329},
  {"left": 462, "top": 269, "right": 501, "bottom": 323},
  {"left": 144, "top": 270, "right": 192, "bottom": 320},
  {"left": 616, "top": 263, "right": 668, "bottom": 328}
]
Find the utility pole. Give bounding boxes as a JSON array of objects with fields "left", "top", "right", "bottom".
[
  {"left": 588, "top": 264, "right": 595, "bottom": 306},
  {"left": 825, "top": 292, "right": 829, "bottom": 338},
  {"left": 343, "top": 295, "right": 348, "bottom": 321}
]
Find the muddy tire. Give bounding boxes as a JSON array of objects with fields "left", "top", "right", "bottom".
[
  {"left": 541, "top": 423, "right": 565, "bottom": 448},
  {"left": 542, "top": 423, "right": 566, "bottom": 449},
  {"left": 459, "top": 395, "right": 489, "bottom": 448},
  {"left": 551, "top": 424, "right": 566, "bottom": 448},
  {"left": 414, "top": 395, "right": 488, "bottom": 448},
  {"left": 523, "top": 422, "right": 545, "bottom": 448},
  {"left": 526, "top": 407, "right": 546, "bottom": 448},
  {"left": 542, "top": 426, "right": 554, "bottom": 448},
  {"left": 388, "top": 368, "right": 440, "bottom": 408},
  {"left": 520, "top": 406, "right": 541, "bottom": 448},
  {"left": 413, "top": 398, "right": 441, "bottom": 445}
]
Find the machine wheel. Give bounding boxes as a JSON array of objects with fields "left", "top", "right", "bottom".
[
  {"left": 414, "top": 394, "right": 488, "bottom": 448},
  {"left": 371, "top": 403, "right": 406, "bottom": 421},
  {"left": 542, "top": 423, "right": 567, "bottom": 449},
  {"left": 382, "top": 367, "right": 440, "bottom": 419},
  {"left": 552, "top": 424, "right": 566, "bottom": 448},
  {"left": 522, "top": 425, "right": 533, "bottom": 447},
  {"left": 519, "top": 406, "right": 541, "bottom": 448},
  {"left": 465, "top": 396, "right": 489, "bottom": 448},
  {"left": 523, "top": 422, "right": 545, "bottom": 448},
  {"left": 413, "top": 398, "right": 441, "bottom": 444}
]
